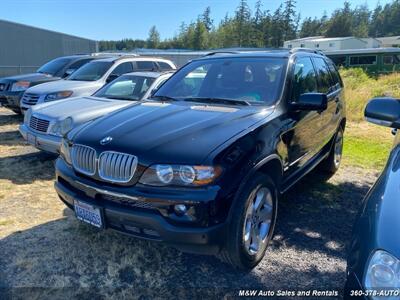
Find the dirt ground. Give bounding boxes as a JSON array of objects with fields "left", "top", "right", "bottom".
[{"left": 0, "top": 107, "right": 379, "bottom": 299}]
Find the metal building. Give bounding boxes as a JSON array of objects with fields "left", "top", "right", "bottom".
[{"left": 0, "top": 19, "right": 98, "bottom": 76}]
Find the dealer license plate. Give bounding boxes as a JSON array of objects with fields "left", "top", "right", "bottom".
[{"left": 74, "top": 200, "right": 103, "bottom": 228}]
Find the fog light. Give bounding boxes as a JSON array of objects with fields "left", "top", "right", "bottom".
[{"left": 174, "top": 204, "right": 188, "bottom": 215}]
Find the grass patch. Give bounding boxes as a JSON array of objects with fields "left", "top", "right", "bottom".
[
  {"left": 343, "top": 130, "right": 392, "bottom": 170},
  {"left": 340, "top": 68, "right": 400, "bottom": 123}
]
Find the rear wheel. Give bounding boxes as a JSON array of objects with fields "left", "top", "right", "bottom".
[
  {"left": 219, "top": 173, "right": 277, "bottom": 270},
  {"left": 320, "top": 126, "right": 344, "bottom": 175}
]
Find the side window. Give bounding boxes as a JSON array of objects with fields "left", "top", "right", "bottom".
[
  {"left": 112, "top": 62, "right": 134, "bottom": 76},
  {"left": 326, "top": 59, "right": 342, "bottom": 88},
  {"left": 292, "top": 57, "right": 318, "bottom": 101},
  {"left": 68, "top": 58, "right": 93, "bottom": 71},
  {"left": 136, "top": 61, "right": 156, "bottom": 71},
  {"left": 158, "top": 62, "right": 174, "bottom": 71},
  {"left": 312, "top": 57, "right": 332, "bottom": 94}
]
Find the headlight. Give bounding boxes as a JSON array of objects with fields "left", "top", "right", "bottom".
[
  {"left": 11, "top": 81, "right": 30, "bottom": 91},
  {"left": 139, "top": 165, "right": 222, "bottom": 186},
  {"left": 50, "top": 117, "right": 73, "bottom": 136},
  {"left": 60, "top": 117, "right": 73, "bottom": 135},
  {"left": 24, "top": 108, "right": 32, "bottom": 124},
  {"left": 45, "top": 91, "right": 73, "bottom": 101},
  {"left": 60, "top": 138, "right": 72, "bottom": 164},
  {"left": 364, "top": 250, "right": 400, "bottom": 299}
]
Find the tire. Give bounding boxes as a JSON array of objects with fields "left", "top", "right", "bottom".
[
  {"left": 11, "top": 108, "right": 22, "bottom": 115},
  {"left": 219, "top": 173, "right": 278, "bottom": 270},
  {"left": 319, "top": 126, "right": 344, "bottom": 175}
]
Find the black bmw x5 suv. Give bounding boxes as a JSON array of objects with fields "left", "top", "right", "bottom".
[{"left": 54, "top": 49, "right": 346, "bottom": 269}]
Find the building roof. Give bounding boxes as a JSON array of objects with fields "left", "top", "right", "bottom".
[
  {"left": 0, "top": 18, "right": 96, "bottom": 42},
  {"left": 376, "top": 36, "right": 400, "bottom": 44},
  {"left": 284, "top": 36, "right": 324, "bottom": 43},
  {"left": 324, "top": 47, "right": 400, "bottom": 55}
]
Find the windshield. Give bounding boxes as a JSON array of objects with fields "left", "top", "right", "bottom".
[
  {"left": 37, "top": 57, "right": 72, "bottom": 76},
  {"left": 68, "top": 61, "right": 113, "bottom": 81},
  {"left": 154, "top": 57, "right": 287, "bottom": 105},
  {"left": 94, "top": 75, "right": 156, "bottom": 100}
]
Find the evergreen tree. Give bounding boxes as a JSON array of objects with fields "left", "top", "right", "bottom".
[
  {"left": 202, "top": 7, "right": 213, "bottom": 31},
  {"left": 147, "top": 26, "right": 160, "bottom": 48}
]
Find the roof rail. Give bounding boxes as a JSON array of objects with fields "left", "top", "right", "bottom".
[
  {"left": 91, "top": 52, "right": 139, "bottom": 57},
  {"left": 204, "top": 51, "right": 241, "bottom": 56},
  {"left": 290, "top": 48, "right": 325, "bottom": 55}
]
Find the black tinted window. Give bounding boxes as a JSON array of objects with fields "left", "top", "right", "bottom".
[
  {"left": 292, "top": 57, "right": 318, "bottom": 101},
  {"left": 383, "top": 55, "right": 400, "bottom": 65},
  {"left": 68, "top": 58, "right": 93, "bottom": 71},
  {"left": 155, "top": 58, "right": 286, "bottom": 105},
  {"left": 326, "top": 59, "right": 341, "bottom": 87},
  {"left": 158, "top": 62, "right": 173, "bottom": 71},
  {"left": 136, "top": 61, "right": 156, "bottom": 71},
  {"left": 331, "top": 56, "right": 346, "bottom": 67},
  {"left": 350, "top": 56, "right": 377, "bottom": 65},
  {"left": 37, "top": 57, "right": 72, "bottom": 76},
  {"left": 313, "top": 57, "right": 332, "bottom": 94},
  {"left": 112, "top": 62, "right": 134, "bottom": 75}
]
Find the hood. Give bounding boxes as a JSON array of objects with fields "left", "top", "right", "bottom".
[
  {"left": 32, "top": 96, "right": 134, "bottom": 122},
  {"left": 0, "top": 72, "right": 57, "bottom": 83},
  {"left": 373, "top": 146, "right": 400, "bottom": 258},
  {"left": 26, "top": 79, "right": 103, "bottom": 94},
  {"left": 73, "top": 101, "right": 273, "bottom": 165}
]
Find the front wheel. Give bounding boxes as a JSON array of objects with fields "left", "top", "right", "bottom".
[{"left": 219, "top": 174, "right": 278, "bottom": 270}]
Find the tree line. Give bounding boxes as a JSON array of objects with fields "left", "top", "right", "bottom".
[{"left": 99, "top": 0, "right": 400, "bottom": 51}]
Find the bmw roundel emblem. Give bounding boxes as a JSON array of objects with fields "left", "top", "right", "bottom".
[{"left": 100, "top": 136, "right": 113, "bottom": 145}]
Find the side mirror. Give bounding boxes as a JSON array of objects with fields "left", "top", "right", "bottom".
[
  {"left": 291, "top": 93, "right": 328, "bottom": 111},
  {"left": 63, "top": 69, "right": 75, "bottom": 78},
  {"left": 365, "top": 97, "right": 400, "bottom": 129},
  {"left": 106, "top": 74, "right": 119, "bottom": 83},
  {"left": 150, "top": 87, "right": 159, "bottom": 98}
]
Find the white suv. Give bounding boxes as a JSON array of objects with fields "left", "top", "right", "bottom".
[{"left": 20, "top": 56, "right": 176, "bottom": 113}]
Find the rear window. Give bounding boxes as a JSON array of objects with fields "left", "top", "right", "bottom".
[
  {"left": 37, "top": 57, "right": 72, "bottom": 76},
  {"left": 158, "top": 62, "right": 174, "bottom": 71}
]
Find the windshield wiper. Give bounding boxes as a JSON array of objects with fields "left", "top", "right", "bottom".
[
  {"left": 183, "top": 97, "right": 251, "bottom": 106},
  {"left": 151, "top": 95, "right": 179, "bottom": 102},
  {"left": 105, "top": 96, "right": 138, "bottom": 101}
]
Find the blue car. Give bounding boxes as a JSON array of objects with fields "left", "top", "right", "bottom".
[{"left": 345, "top": 97, "right": 400, "bottom": 299}]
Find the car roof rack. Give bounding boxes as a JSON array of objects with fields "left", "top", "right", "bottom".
[
  {"left": 290, "top": 48, "right": 325, "bottom": 55},
  {"left": 93, "top": 52, "right": 139, "bottom": 57},
  {"left": 204, "top": 51, "right": 241, "bottom": 56}
]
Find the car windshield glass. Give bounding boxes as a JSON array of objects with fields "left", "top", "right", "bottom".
[
  {"left": 37, "top": 57, "right": 72, "bottom": 76},
  {"left": 154, "top": 57, "right": 287, "bottom": 105},
  {"left": 94, "top": 75, "right": 155, "bottom": 100},
  {"left": 68, "top": 61, "right": 113, "bottom": 81}
]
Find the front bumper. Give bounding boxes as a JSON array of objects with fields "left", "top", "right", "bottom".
[
  {"left": 0, "top": 91, "right": 23, "bottom": 110},
  {"left": 19, "top": 123, "right": 61, "bottom": 154},
  {"left": 54, "top": 158, "right": 226, "bottom": 254}
]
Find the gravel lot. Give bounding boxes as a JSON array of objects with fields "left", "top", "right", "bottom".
[{"left": 0, "top": 107, "right": 379, "bottom": 299}]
